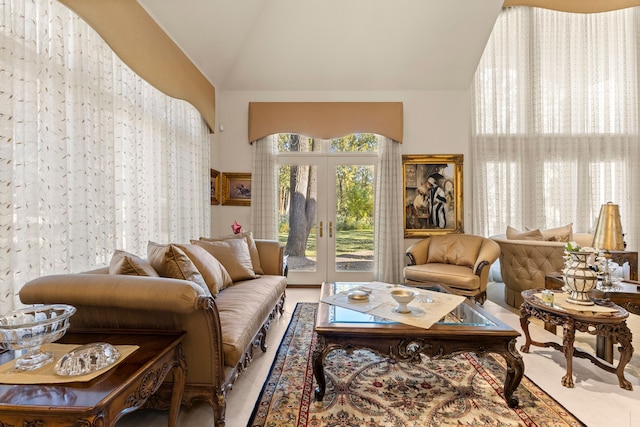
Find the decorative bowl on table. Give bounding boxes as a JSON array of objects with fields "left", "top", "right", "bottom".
[
  {"left": 54, "top": 342, "right": 120, "bottom": 376},
  {"left": 390, "top": 288, "right": 418, "bottom": 313},
  {"left": 0, "top": 304, "right": 76, "bottom": 371}
]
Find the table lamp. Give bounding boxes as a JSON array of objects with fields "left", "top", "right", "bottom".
[{"left": 592, "top": 202, "right": 625, "bottom": 286}]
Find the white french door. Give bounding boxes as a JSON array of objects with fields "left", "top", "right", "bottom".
[{"left": 278, "top": 154, "right": 376, "bottom": 285}]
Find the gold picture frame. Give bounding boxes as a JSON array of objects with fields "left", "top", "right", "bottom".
[
  {"left": 210, "top": 169, "right": 220, "bottom": 205},
  {"left": 221, "top": 172, "right": 252, "bottom": 206},
  {"left": 403, "top": 154, "right": 463, "bottom": 237}
]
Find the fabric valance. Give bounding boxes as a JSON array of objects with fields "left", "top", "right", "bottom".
[
  {"left": 248, "top": 102, "right": 403, "bottom": 143},
  {"left": 503, "top": 0, "right": 640, "bottom": 12},
  {"left": 58, "top": 0, "right": 216, "bottom": 132}
]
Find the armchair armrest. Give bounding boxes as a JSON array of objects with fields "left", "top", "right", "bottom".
[
  {"left": 405, "top": 237, "right": 432, "bottom": 265},
  {"left": 255, "top": 239, "right": 285, "bottom": 276},
  {"left": 473, "top": 240, "right": 501, "bottom": 275}
]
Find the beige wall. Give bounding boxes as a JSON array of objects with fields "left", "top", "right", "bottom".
[
  {"left": 60, "top": 0, "right": 215, "bottom": 131},
  {"left": 210, "top": 89, "right": 473, "bottom": 246}
]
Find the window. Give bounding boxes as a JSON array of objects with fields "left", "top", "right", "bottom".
[
  {"left": 472, "top": 6, "right": 639, "bottom": 249},
  {"left": 0, "top": 0, "right": 209, "bottom": 312}
]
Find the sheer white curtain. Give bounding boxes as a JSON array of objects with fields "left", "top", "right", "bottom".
[
  {"left": 374, "top": 136, "right": 404, "bottom": 283},
  {"left": 250, "top": 135, "right": 278, "bottom": 239},
  {"left": 472, "top": 6, "right": 640, "bottom": 250},
  {"left": 0, "top": 0, "right": 210, "bottom": 312}
]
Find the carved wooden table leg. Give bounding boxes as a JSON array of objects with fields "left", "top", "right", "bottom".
[
  {"left": 502, "top": 339, "right": 524, "bottom": 408},
  {"left": 519, "top": 303, "right": 561, "bottom": 352},
  {"left": 561, "top": 318, "right": 576, "bottom": 388},
  {"left": 519, "top": 306, "right": 533, "bottom": 353},
  {"left": 596, "top": 335, "right": 614, "bottom": 363},
  {"left": 169, "top": 344, "right": 187, "bottom": 427},
  {"left": 613, "top": 322, "right": 634, "bottom": 390},
  {"left": 313, "top": 336, "right": 328, "bottom": 401}
]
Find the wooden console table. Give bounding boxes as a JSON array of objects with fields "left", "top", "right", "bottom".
[
  {"left": 0, "top": 329, "right": 186, "bottom": 427},
  {"left": 520, "top": 289, "right": 633, "bottom": 390}
]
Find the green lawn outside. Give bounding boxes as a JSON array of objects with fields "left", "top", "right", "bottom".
[{"left": 278, "top": 229, "right": 374, "bottom": 258}]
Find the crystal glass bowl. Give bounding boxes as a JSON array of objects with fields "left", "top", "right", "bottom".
[
  {"left": 0, "top": 304, "right": 76, "bottom": 371},
  {"left": 54, "top": 342, "right": 120, "bottom": 376}
]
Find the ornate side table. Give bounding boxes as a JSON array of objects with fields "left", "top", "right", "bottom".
[
  {"left": 545, "top": 273, "right": 640, "bottom": 362},
  {"left": 545, "top": 273, "right": 640, "bottom": 316},
  {"left": 520, "top": 289, "right": 633, "bottom": 390},
  {"left": 0, "top": 329, "right": 186, "bottom": 427}
]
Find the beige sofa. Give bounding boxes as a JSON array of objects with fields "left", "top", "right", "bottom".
[
  {"left": 403, "top": 234, "right": 501, "bottom": 304},
  {"left": 19, "top": 238, "right": 286, "bottom": 427},
  {"left": 491, "top": 232, "right": 593, "bottom": 307}
]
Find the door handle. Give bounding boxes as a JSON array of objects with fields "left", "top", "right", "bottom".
[
  {"left": 329, "top": 221, "right": 333, "bottom": 238},
  {"left": 319, "top": 221, "right": 323, "bottom": 238}
]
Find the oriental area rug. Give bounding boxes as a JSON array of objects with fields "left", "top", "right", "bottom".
[{"left": 248, "top": 303, "right": 585, "bottom": 427}]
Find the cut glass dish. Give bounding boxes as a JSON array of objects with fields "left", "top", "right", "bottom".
[{"left": 54, "top": 342, "right": 120, "bottom": 376}]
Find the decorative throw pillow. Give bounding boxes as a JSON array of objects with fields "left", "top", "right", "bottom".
[
  {"left": 506, "top": 226, "right": 544, "bottom": 241},
  {"left": 109, "top": 250, "right": 159, "bottom": 276},
  {"left": 525, "top": 224, "right": 573, "bottom": 242},
  {"left": 174, "top": 243, "right": 233, "bottom": 295},
  {"left": 192, "top": 238, "right": 256, "bottom": 282},
  {"left": 426, "top": 235, "right": 482, "bottom": 268},
  {"left": 539, "top": 223, "right": 573, "bottom": 242},
  {"left": 147, "top": 241, "right": 208, "bottom": 291},
  {"left": 200, "top": 231, "right": 264, "bottom": 275}
]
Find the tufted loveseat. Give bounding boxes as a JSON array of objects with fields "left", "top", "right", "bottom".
[{"left": 491, "top": 231, "right": 593, "bottom": 307}]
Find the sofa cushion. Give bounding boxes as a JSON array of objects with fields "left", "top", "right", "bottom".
[
  {"left": 147, "top": 242, "right": 209, "bottom": 292},
  {"left": 506, "top": 226, "right": 544, "bottom": 241},
  {"left": 214, "top": 275, "right": 287, "bottom": 367},
  {"left": 404, "top": 264, "right": 479, "bottom": 290},
  {"left": 525, "top": 223, "right": 573, "bottom": 242},
  {"left": 192, "top": 238, "right": 256, "bottom": 282},
  {"left": 200, "top": 231, "right": 264, "bottom": 275},
  {"left": 426, "top": 235, "right": 482, "bottom": 268},
  {"left": 540, "top": 223, "right": 573, "bottom": 242},
  {"left": 174, "top": 243, "right": 233, "bottom": 295},
  {"left": 109, "top": 250, "right": 159, "bottom": 277}
]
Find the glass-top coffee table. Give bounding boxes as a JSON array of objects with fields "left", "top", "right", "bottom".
[{"left": 314, "top": 282, "right": 524, "bottom": 408}]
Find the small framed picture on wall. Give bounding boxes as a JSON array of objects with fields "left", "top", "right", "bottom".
[
  {"left": 221, "top": 172, "right": 252, "bottom": 206},
  {"left": 210, "top": 169, "right": 220, "bottom": 205}
]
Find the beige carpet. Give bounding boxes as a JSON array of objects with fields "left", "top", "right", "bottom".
[{"left": 249, "top": 302, "right": 585, "bottom": 427}]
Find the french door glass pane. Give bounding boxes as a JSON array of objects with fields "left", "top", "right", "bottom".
[
  {"left": 334, "top": 164, "right": 374, "bottom": 273},
  {"left": 278, "top": 164, "right": 318, "bottom": 273}
]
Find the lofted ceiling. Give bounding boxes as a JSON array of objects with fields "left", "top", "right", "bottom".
[{"left": 137, "top": 0, "right": 504, "bottom": 92}]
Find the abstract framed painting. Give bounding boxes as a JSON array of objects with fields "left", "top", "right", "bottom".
[{"left": 403, "top": 154, "right": 463, "bottom": 237}]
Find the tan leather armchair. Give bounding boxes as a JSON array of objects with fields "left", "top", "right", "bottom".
[
  {"left": 491, "top": 233, "right": 593, "bottom": 307},
  {"left": 403, "top": 234, "right": 501, "bottom": 304}
]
